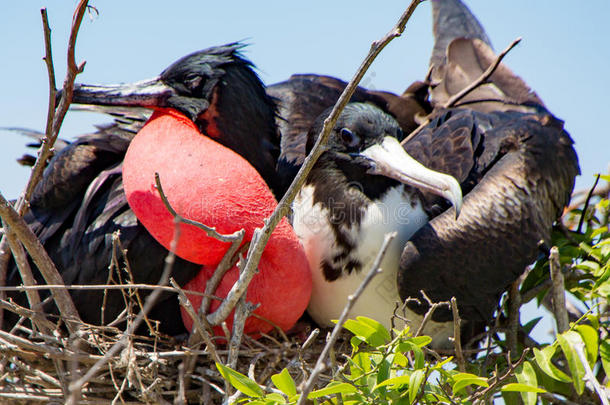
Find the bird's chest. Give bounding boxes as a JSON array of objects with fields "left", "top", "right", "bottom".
[{"left": 292, "top": 184, "right": 429, "bottom": 329}]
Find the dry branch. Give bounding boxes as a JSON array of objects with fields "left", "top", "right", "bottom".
[
  {"left": 401, "top": 36, "right": 522, "bottom": 146},
  {"left": 549, "top": 246, "right": 569, "bottom": 334}
]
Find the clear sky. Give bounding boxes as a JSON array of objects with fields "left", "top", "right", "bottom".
[{"left": 1, "top": 1, "right": 609, "bottom": 341}]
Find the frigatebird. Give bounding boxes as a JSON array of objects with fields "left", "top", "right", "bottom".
[
  {"left": 4, "top": 44, "right": 313, "bottom": 336},
  {"left": 268, "top": 0, "right": 578, "bottom": 345},
  {"left": 5, "top": 0, "right": 578, "bottom": 347}
]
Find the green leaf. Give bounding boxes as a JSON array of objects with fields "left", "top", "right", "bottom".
[
  {"left": 357, "top": 316, "right": 391, "bottom": 342},
  {"left": 409, "top": 369, "right": 425, "bottom": 404},
  {"left": 452, "top": 373, "right": 489, "bottom": 394},
  {"left": 409, "top": 335, "right": 432, "bottom": 348},
  {"left": 343, "top": 316, "right": 389, "bottom": 347},
  {"left": 308, "top": 382, "right": 357, "bottom": 399},
  {"left": 575, "top": 324, "right": 599, "bottom": 365},
  {"left": 557, "top": 331, "right": 586, "bottom": 395},
  {"left": 515, "top": 362, "right": 539, "bottom": 405},
  {"left": 271, "top": 368, "right": 296, "bottom": 398},
  {"left": 501, "top": 383, "right": 546, "bottom": 393},
  {"left": 374, "top": 374, "right": 411, "bottom": 390},
  {"left": 533, "top": 347, "right": 571, "bottom": 382},
  {"left": 215, "top": 362, "right": 263, "bottom": 398},
  {"left": 600, "top": 339, "right": 610, "bottom": 381},
  {"left": 265, "top": 392, "right": 288, "bottom": 403},
  {"left": 393, "top": 351, "right": 408, "bottom": 367}
]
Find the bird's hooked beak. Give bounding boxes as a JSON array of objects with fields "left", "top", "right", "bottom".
[
  {"left": 359, "top": 136, "right": 463, "bottom": 218},
  {"left": 67, "top": 77, "right": 176, "bottom": 108}
]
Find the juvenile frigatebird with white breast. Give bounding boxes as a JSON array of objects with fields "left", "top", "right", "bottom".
[{"left": 267, "top": 0, "right": 579, "bottom": 347}]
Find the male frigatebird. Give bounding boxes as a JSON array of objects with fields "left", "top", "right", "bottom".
[{"left": 4, "top": 44, "right": 313, "bottom": 337}]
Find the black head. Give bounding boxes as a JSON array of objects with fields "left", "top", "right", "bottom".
[
  {"left": 307, "top": 102, "right": 462, "bottom": 213},
  {"left": 69, "top": 43, "right": 281, "bottom": 196}
]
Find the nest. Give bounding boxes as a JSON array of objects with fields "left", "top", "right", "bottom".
[{"left": 0, "top": 297, "right": 351, "bottom": 404}]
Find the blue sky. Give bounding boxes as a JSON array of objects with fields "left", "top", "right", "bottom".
[{"left": 1, "top": 1, "right": 609, "bottom": 341}]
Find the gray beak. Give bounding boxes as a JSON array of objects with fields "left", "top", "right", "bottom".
[
  {"left": 68, "top": 77, "right": 176, "bottom": 107},
  {"left": 360, "top": 136, "right": 463, "bottom": 218}
]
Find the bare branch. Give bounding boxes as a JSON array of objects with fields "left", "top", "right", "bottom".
[
  {"left": 66, "top": 218, "right": 181, "bottom": 402},
  {"left": 154, "top": 173, "right": 243, "bottom": 243},
  {"left": 0, "top": 1, "right": 89, "bottom": 329},
  {"left": 414, "top": 291, "right": 450, "bottom": 338},
  {"left": 402, "top": 37, "right": 522, "bottom": 146},
  {"left": 0, "top": 191, "right": 82, "bottom": 333},
  {"left": 549, "top": 247, "right": 569, "bottom": 334},
  {"left": 573, "top": 341, "right": 610, "bottom": 405},
  {"left": 450, "top": 297, "right": 466, "bottom": 373},
  {"left": 577, "top": 174, "right": 601, "bottom": 234}
]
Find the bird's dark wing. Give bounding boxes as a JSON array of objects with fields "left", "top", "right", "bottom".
[
  {"left": 397, "top": 0, "right": 580, "bottom": 325},
  {"left": 268, "top": 74, "right": 430, "bottom": 194},
  {"left": 399, "top": 108, "right": 579, "bottom": 322},
  {"left": 6, "top": 111, "right": 199, "bottom": 334}
]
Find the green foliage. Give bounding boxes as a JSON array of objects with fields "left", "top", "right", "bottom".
[{"left": 219, "top": 178, "right": 609, "bottom": 404}]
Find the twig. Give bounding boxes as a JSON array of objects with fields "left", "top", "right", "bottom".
[
  {"left": 0, "top": 1, "right": 89, "bottom": 334},
  {"left": 573, "top": 341, "right": 610, "bottom": 405},
  {"left": 520, "top": 267, "right": 586, "bottom": 304},
  {"left": 414, "top": 291, "right": 450, "bottom": 337},
  {"left": 450, "top": 297, "right": 466, "bottom": 373},
  {"left": 169, "top": 279, "right": 221, "bottom": 365},
  {"left": 0, "top": 191, "right": 82, "bottom": 334},
  {"left": 296, "top": 232, "right": 396, "bottom": 405},
  {"left": 401, "top": 37, "right": 522, "bottom": 146},
  {"left": 443, "top": 37, "right": 522, "bottom": 108},
  {"left": 468, "top": 349, "right": 529, "bottom": 402},
  {"left": 0, "top": 283, "right": 208, "bottom": 296},
  {"left": 577, "top": 174, "right": 601, "bottom": 234},
  {"left": 227, "top": 0, "right": 424, "bottom": 325},
  {"left": 154, "top": 173, "right": 243, "bottom": 243},
  {"left": 2, "top": 223, "right": 45, "bottom": 329},
  {"left": 506, "top": 275, "right": 524, "bottom": 358},
  {"left": 549, "top": 247, "right": 569, "bottom": 334},
  {"left": 66, "top": 218, "right": 181, "bottom": 403}
]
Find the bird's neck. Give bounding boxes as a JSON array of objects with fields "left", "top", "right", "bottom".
[{"left": 198, "top": 66, "right": 281, "bottom": 197}]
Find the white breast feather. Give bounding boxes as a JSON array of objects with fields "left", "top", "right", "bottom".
[{"left": 292, "top": 184, "right": 455, "bottom": 348}]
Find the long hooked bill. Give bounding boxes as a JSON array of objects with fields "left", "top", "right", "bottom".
[
  {"left": 360, "top": 136, "right": 463, "bottom": 218},
  {"left": 68, "top": 77, "right": 176, "bottom": 107}
]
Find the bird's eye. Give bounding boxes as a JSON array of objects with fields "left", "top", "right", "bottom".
[
  {"left": 185, "top": 74, "right": 203, "bottom": 91},
  {"left": 340, "top": 128, "right": 360, "bottom": 147}
]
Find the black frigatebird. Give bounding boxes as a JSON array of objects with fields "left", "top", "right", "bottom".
[{"left": 4, "top": 44, "right": 313, "bottom": 337}]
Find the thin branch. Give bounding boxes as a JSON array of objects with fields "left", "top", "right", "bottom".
[
  {"left": 296, "top": 232, "right": 396, "bottom": 405},
  {"left": 506, "top": 278, "right": 522, "bottom": 357},
  {"left": 577, "top": 174, "right": 600, "bottom": 234},
  {"left": 469, "top": 349, "right": 530, "bottom": 402},
  {"left": 2, "top": 225, "right": 48, "bottom": 332},
  {"left": 443, "top": 37, "right": 522, "bottom": 108},
  {"left": 0, "top": 1, "right": 88, "bottom": 328},
  {"left": 573, "top": 341, "right": 610, "bottom": 405},
  {"left": 414, "top": 291, "right": 450, "bottom": 337},
  {"left": 549, "top": 247, "right": 569, "bottom": 334},
  {"left": 401, "top": 37, "right": 522, "bottom": 146},
  {"left": 450, "top": 297, "right": 466, "bottom": 373},
  {"left": 169, "top": 278, "right": 221, "bottom": 365},
  {"left": 154, "top": 173, "right": 243, "bottom": 243},
  {"left": 0, "top": 191, "right": 82, "bottom": 333},
  {"left": 225, "top": 0, "right": 424, "bottom": 338},
  {"left": 66, "top": 218, "right": 181, "bottom": 403}
]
